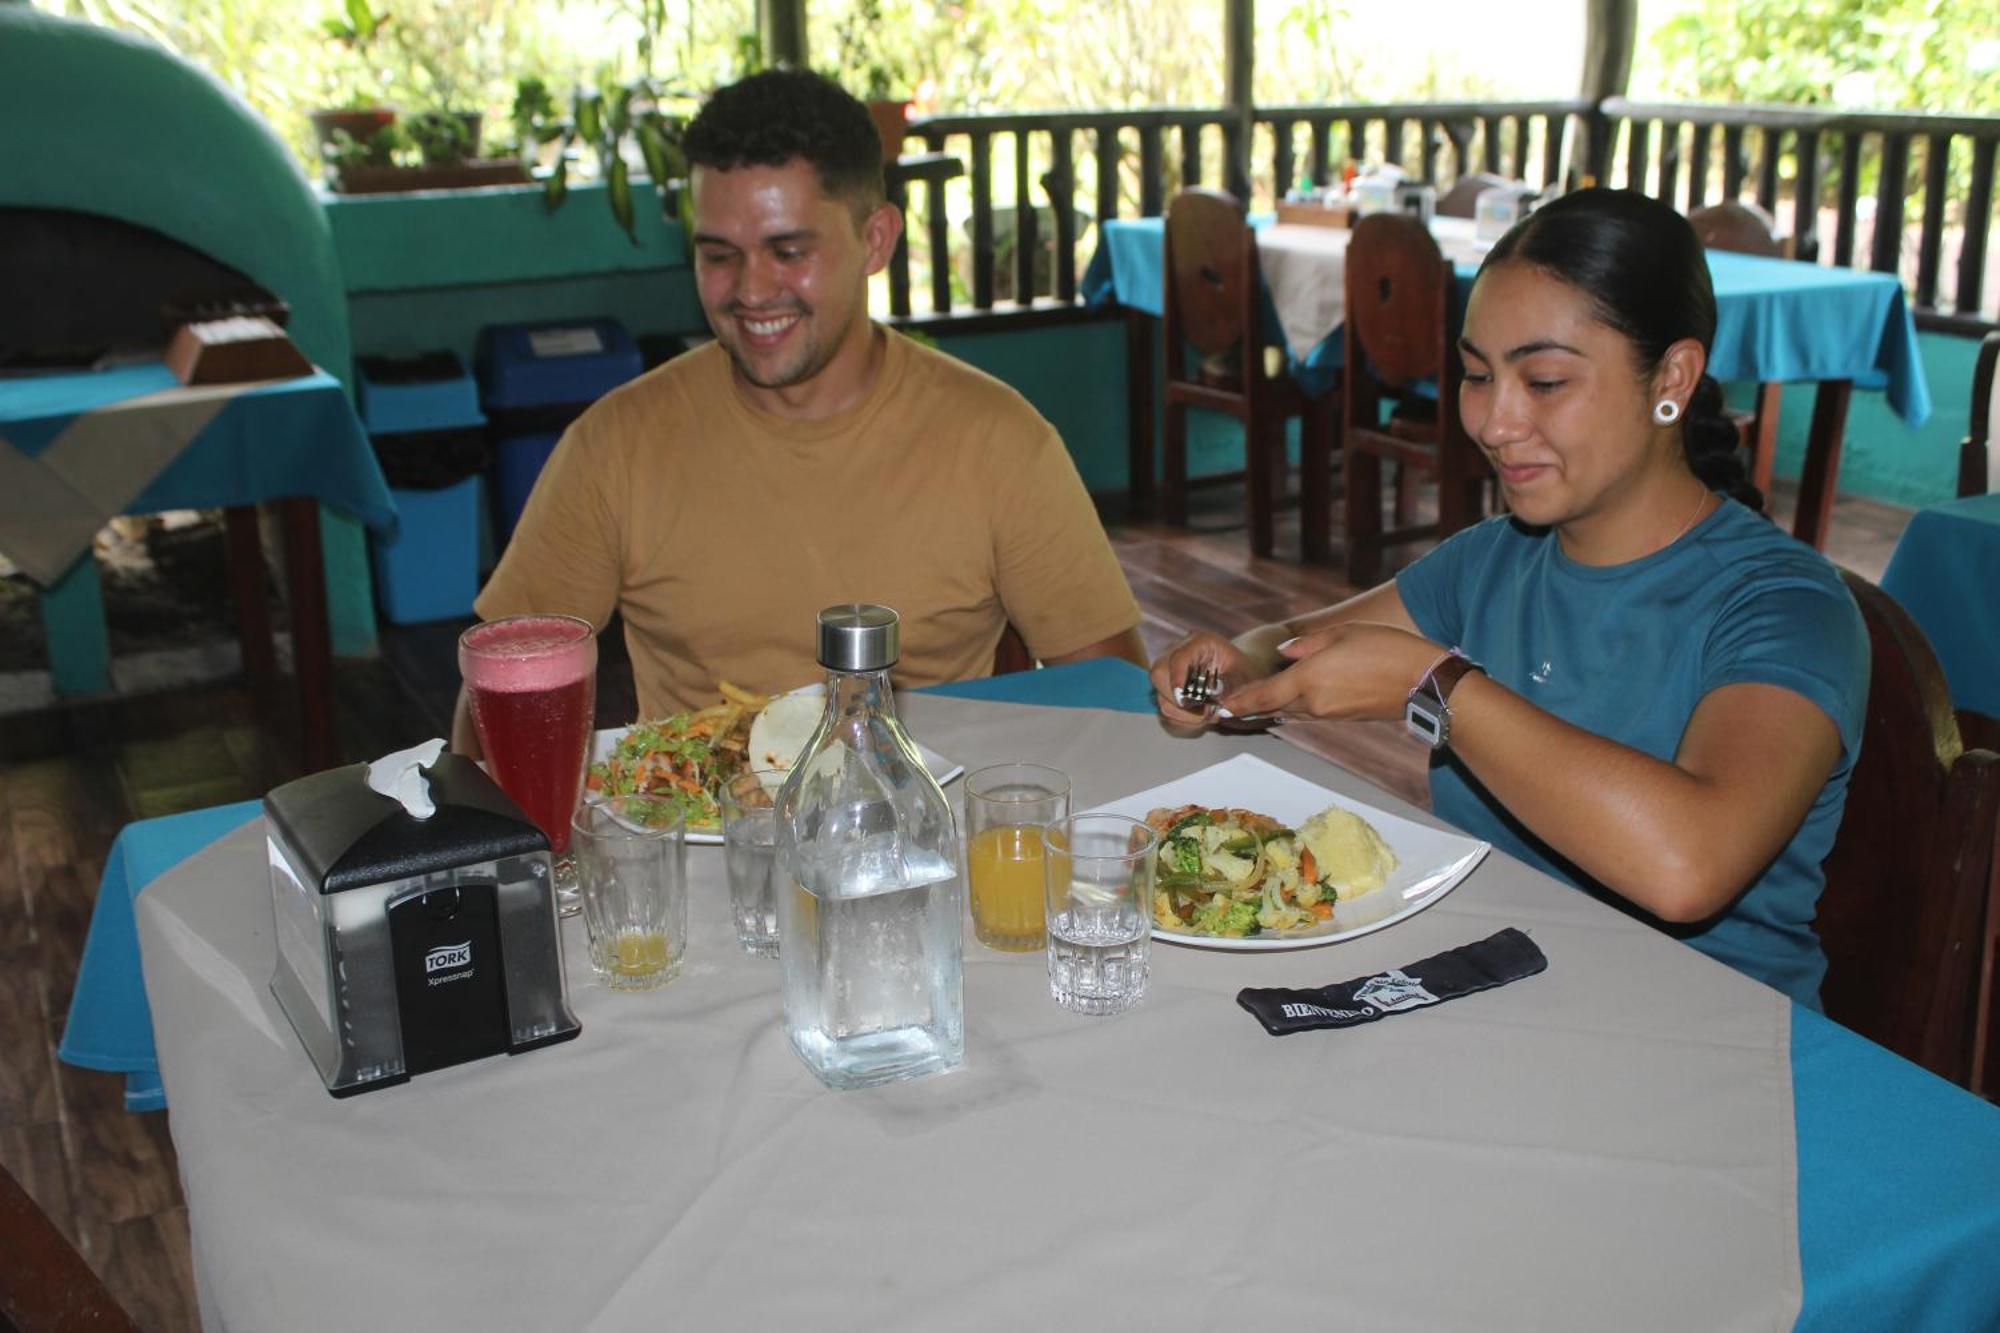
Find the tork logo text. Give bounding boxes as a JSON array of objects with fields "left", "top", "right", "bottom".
[{"left": 425, "top": 941, "right": 473, "bottom": 974}]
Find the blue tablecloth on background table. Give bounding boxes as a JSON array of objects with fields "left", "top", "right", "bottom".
[
  {"left": 0, "top": 363, "right": 398, "bottom": 584},
  {"left": 60, "top": 657, "right": 1999, "bottom": 1329},
  {"left": 1879, "top": 491, "right": 2000, "bottom": 721},
  {"left": 1082, "top": 216, "right": 1933, "bottom": 428}
]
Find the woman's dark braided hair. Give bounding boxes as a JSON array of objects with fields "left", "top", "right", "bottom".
[{"left": 1479, "top": 188, "right": 1765, "bottom": 513}]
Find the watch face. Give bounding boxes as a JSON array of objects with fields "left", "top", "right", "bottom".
[{"left": 1405, "top": 696, "right": 1447, "bottom": 749}]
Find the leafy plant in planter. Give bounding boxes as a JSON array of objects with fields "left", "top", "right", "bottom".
[
  {"left": 514, "top": 75, "right": 692, "bottom": 246},
  {"left": 310, "top": 0, "right": 398, "bottom": 173},
  {"left": 828, "top": 0, "right": 912, "bottom": 161}
]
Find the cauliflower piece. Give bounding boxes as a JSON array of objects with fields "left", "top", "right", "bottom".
[
  {"left": 1202, "top": 845, "right": 1259, "bottom": 885},
  {"left": 1298, "top": 804, "right": 1398, "bottom": 901}
]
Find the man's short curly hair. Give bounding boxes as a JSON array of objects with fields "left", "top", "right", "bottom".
[{"left": 684, "top": 69, "right": 886, "bottom": 214}]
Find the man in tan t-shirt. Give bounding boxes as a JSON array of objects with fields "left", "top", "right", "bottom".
[{"left": 455, "top": 69, "right": 1141, "bottom": 741}]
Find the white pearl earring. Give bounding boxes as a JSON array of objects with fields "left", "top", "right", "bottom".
[{"left": 1652, "top": 399, "right": 1682, "bottom": 426}]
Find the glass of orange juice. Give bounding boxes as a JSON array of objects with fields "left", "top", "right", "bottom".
[{"left": 964, "top": 763, "right": 1071, "bottom": 951}]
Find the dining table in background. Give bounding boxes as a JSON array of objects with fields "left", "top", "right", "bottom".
[
  {"left": 1879, "top": 489, "right": 2000, "bottom": 726},
  {"left": 71, "top": 660, "right": 2000, "bottom": 1331},
  {"left": 0, "top": 362, "right": 397, "bottom": 770},
  {"left": 1083, "top": 214, "right": 1933, "bottom": 551}
]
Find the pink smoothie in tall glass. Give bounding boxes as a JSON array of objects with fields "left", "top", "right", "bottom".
[{"left": 458, "top": 615, "right": 597, "bottom": 855}]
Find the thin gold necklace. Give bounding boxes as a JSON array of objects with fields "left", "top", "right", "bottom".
[{"left": 1665, "top": 486, "right": 1715, "bottom": 549}]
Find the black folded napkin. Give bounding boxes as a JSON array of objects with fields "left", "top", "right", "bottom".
[{"left": 1236, "top": 927, "right": 1547, "bottom": 1036}]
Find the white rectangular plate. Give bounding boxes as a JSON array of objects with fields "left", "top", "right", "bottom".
[
  {"left": 1084, "top": 753, "right": 1489, "bottom": 952},
  {"left": 589, "top": 726, "right": 962, "bottom": 846}
]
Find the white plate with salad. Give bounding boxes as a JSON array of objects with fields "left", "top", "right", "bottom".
[
  {"left": 588, "top": 683, "right": 961, "bottom": 846},
  {"left": 1084, "top": 753, "right": 1489, "bottom": 951}
]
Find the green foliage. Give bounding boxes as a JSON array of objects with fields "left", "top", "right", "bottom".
[
  {"left": 514, "top": 74, "right": 694, "bottom": 244},
  {"left": 1648, "top": 0, "right": 1999, "bottom": 115},
  {"left": 827, "top": 0, "right": 908, "bottom": 100}
]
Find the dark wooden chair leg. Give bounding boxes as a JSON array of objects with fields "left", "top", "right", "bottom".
[
  {"left": 280, "top": 498, "right": 337, "bottom": 773},
  {"left": 1162, "top": 400, "right": 1190, "bottom": 526},
  {"left": 1749, "top": 381, "right": 1782, "bottom": 498},
  {"left": 1299, "top": 396, "right": 1335, "bottom": 564},
  {"left": 1344, "top": 448, "right": 1383, "bottom": 586},
  {"left": 1246, "top": 406, "right": 1275, "bottom": 559},
  {"left": 1125, "top": 310, "right": 1156, "bottom": 508}
]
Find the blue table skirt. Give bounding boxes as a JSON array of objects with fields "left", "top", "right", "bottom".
[
  {"left": 0, "top": 364, "right": 398, "bottom": 534},
  {"left": 1879, "top": 491, "right": 2000, "bottom": 720},
  {"left": 1083, "top": 217, "right": 1932, "bottom": 427},
  {"left": 61, "top": 657, "right": 2000, "bottom": 1329}
]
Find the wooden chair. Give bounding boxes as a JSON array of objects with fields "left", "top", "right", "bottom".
[
  {"left": 1436, "top": 171, "right": 1521, "bottom": 219},
  {"left": 1689, "top": 202, "right": 1789, "bottom": 498},
  {"left": 1161, "top": 188, "right": 1340, "bottom": 561},
  {"left": 1339, "top": 213, "right": 1487, "bottom": 585},
  {"left": 1817, "top": 570, "right": 2000, "bottom": 1093},
  {"left": 993, "top": 623, "right": 1035, "bottom": 675},
  {"left": 1958, "top": 330, "right": 1998, "bottom": 497},
  {"left": 0, "top": 1159, "right": 141, "bottom": 1332}
]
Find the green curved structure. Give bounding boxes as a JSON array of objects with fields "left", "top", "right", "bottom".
[
  {"left": 0, "top": 3, "right": 379, "bottom": 657},
  {"left": 0, "top": 3, "right": 351, "bottom": 380}
]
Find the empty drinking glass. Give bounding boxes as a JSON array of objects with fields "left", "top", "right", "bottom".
[
  {"left": 1042, "top": 814, "right": 1158, "bottom": 1016},
  {"left": 719, "top": 769, "right": 785, "bottom": 957},
  {"left": 572, "top": 796, "right": 687, "bottom": 991}
]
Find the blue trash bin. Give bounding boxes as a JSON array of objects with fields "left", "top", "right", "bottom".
[
  {"left": 477, "top": 319, "right": 643, "bottom": 541},
  {"left": 357, "top": 352, "right": 488, "bottom": 625}
]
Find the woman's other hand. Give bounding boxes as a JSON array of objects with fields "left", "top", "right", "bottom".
[
  {"left": 1150, "top": 631, "right": 1261, "bottom": 726},
  {"left": 1216, "top": 623, "right": 1440, "bottom": 723}
]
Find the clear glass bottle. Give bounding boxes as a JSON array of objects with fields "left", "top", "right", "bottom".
[{"left": 777, "top": 604, "right": 964, "bottom": 1089}]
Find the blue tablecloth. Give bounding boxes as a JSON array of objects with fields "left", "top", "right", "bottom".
[
  {"left": 61, "top": 657, "right": 2000, "bottom": 1329},
  {"left": 1083, "top": 217, "right": 1933, "bottom": 427},
  {"left": 1879, "top": 491, "right": 2000, "bottom": 721},
  {"left": 0, "top": 364, "right": 397, "bottom": 548}
]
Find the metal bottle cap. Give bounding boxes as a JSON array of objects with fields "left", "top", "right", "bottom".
[{"left": 816, "top": 603, "right": 900, "bottom": 672}]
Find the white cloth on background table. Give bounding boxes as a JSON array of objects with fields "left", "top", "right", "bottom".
[
  {"left": 139, "top": 695, "right": 1799, "bottom": 1332},
  {"left": 1256, "top": 215, "right": 1496, "bottom": 361}
]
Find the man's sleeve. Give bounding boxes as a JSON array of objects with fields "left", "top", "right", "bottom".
[
  {"left": 472, "top": 417, "right": 624, "bottom": 631},
  {"left": 989, "top": 423, "right": 1140, "bottom": 660}
]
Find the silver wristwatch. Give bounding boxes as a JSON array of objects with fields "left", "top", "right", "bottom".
[{"left": 1405, "top": 650, "right": 1485, "bottom": 751}]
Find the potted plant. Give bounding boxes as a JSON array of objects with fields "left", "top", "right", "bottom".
[
  {"left": 828, "top": 0, "right": 911, "bottom": 163},
  {"left": 309, "top": 0, "right": 398, "bottom": 178},
  {"left": 513, "top": 74, "right": 692, "bottom": 244}
]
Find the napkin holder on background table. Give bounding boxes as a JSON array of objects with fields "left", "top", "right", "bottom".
[
  {"left": 164, "top": 315, "right": 312, "bottom": 385},
  {"left": 1275, "top": 200, "right": 1354, "bottom": 229},
  {"left": 264, "top": 752, "right": 580, "bottom": 1098}
]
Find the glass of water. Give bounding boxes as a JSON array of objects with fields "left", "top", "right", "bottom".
[
  {"left": 1041, "top": 814, "right": 1158, "bottom": 1016},
  {"left": 719, "top": 769, "right": 785, "bottom": 957}
]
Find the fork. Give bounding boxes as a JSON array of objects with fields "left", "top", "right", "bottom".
[{"left": 1177, "top": 661, "right": 1223, "bottom": 712}]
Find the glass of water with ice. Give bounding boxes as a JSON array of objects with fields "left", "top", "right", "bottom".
[
  {"left": 719, "top": 769, "right": 786, "bottom": 957},
  {"left": 1041, "top": 814, "right": 1158, "bottom": 1016}
]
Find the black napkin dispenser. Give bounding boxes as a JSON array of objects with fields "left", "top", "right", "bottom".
[{"left": 265, "top": 752, "right": 581, "bottom": 1097}]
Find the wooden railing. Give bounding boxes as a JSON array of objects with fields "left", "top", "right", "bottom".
[{"left": 882, "top": 97, "right": 1999, "bottom": 333}]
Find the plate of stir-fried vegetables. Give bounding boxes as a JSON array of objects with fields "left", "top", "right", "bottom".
[
  {"left": 586, "top": 681, "right": 961, "bottom": 843},
  {"left": 1086, "top": 754, "right": 1491, "bottom": 950}
]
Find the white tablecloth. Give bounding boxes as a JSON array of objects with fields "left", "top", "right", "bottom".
[
  {"left": 140, "top": 696, "right": 1799, "bottom": 1331},
  {"left": 1258, "top": 216, "right": 1496, "bottom": 360}
]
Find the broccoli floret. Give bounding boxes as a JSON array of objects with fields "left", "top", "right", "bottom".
[
  {"left": 1193, "top": 896, "right": 1261, "bottom": 937},
  {"left": 1164, "top": 836, "right": 1203, "bottom": 877}
]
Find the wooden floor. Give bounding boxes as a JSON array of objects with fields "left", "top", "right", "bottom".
[{"left": 0, "top": 477, "right": 1913, "bottom": 1331}]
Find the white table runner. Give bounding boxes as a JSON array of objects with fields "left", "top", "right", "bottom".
[{"left": 1258, "top": 215, "right": 1497, "bottom": 360}]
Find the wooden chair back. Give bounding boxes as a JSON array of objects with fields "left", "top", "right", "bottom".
[
  {"left": 1960, "top": 330, "right": 1998, "bottom": 497},
  {"left": 1344, "top": 213, "right": 1452, "bottom": 390},
  {"left": 1163, "top": 187, "right": 1255, "bottom": 364},
  {"left": 1436, "top": 172, "right": 1521, "bottom": 219},
  {"left": 1688, "top": 201, "right": 1787, "bottom": 258},
  {"left": 0, "top": 1159, "right": 140, "bottom": 1332},
  {"left": 1818, "top": 570, "right": 2000, "bottom": 1090}
]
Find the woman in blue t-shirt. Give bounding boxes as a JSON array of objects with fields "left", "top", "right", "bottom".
[{"left": 1151, "top": 189, "right": 1868, "bottom": 1007}]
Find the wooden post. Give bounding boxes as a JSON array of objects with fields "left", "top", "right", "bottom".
[
  {"left": 1578, "top": 0, "right": 1637, "bottom": 182},
  {"left": 759, "top": 0, "right": 806, "bottom": 69},
  {"left": 1224, "top": 0, "right": 1253, "bottom": 202}
]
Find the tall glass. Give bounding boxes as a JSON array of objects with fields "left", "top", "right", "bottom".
[
  {"left": 458, "top": 614, "right": 597, "bottom": 917},
  {"left": 1043, "top": 814, "right": 1157, "bottom": 1016},
  {"left": 964, "top": 763, "right": 1070, "bottom": 952}
]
